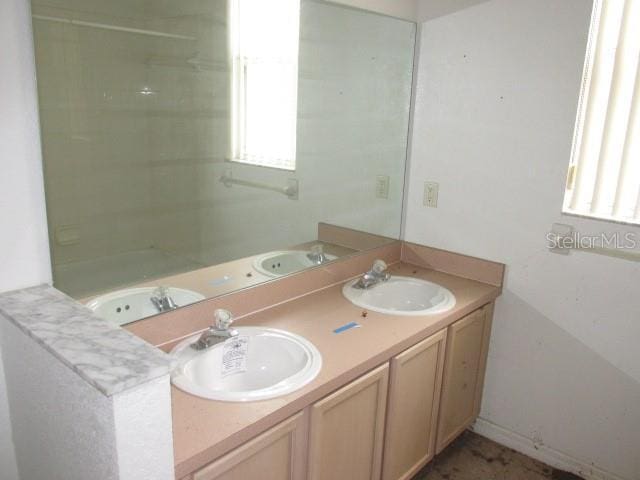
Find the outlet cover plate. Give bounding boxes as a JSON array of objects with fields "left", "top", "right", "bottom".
[{"left": 424, "top": 182, "right": 439, "bottom": 207}]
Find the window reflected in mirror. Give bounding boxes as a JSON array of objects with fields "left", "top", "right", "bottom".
[
  {"left": 230, "top": 0, "right": 300, "bottom": 171},
  {"left": 31, "top": 0, "right": 416, "bottom": 324}
]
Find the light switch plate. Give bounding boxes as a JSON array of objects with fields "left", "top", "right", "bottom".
[
  {"left": 423, "top": 182, "right": 439, "bottom": 207},
  {"left": 376, "top": 175, "right": 390, "bottom": 199},
  {"left": 548, "top": 223, "right": 574, "bottom": 255}
]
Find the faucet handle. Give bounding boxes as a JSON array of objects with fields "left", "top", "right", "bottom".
[
  {"left": 153, "top": 286, "right": 168, "bottom": 298},
  {"left": 372, "top": 259, "right": 388, "bottom": 274},
  {"left": 214, "top": 309, "right": 234, "bottom": 330},
  {"left": 310, "top": 244, "right": 324, "bottom": 255}
]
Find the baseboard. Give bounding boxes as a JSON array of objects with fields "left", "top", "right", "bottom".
[{"left": 470, "top": 417, "right": 629, "bottom": 480}]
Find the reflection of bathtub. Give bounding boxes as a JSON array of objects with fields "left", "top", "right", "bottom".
[{"left": 54, "top": 247, "right": 205, "bottom": 299}]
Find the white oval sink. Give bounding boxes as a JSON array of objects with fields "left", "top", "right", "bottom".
[
  {"left": 86, "top": 287, "right": 205, "bottom": 325},
  {"left": 342, "top": 276, "right": 456, "bottom": 316},
  {"left": 170, "top": 327, "right": 322, "bottom": 402},
  {"left": 253, "top": 250, "right": 338, "bottom": 277}
]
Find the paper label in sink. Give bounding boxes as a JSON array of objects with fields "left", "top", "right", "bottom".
[{"left": 221, "top": 336, "right": 249, "bottom": 377}]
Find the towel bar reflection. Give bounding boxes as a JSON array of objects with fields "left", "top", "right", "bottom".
[
  {"left": 220, "top": 174, "right": 299, "bottom": 200},
  {"left": 32, "top": 14, "right": 197, "bottom": 41}
]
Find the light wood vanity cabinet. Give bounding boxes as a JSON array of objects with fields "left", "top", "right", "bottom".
[
  {"left": 192, "top": 412, "right": 307, "bottom": 480},
  {"left": 382, "top": 330, "right": 447, "bottom": 480},
  {"left": 307, "top": 364, "right": 389, "bottom": 480},
  {"left": 435, "top": 303, "right": 494, "bottom": 453},
  {"left": 187, "top": 303, "right": 495, "bottom": 480}
]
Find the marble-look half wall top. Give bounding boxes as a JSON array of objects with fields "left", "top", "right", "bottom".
[{"left": 0, "top": 284, "right": 169, "bottom": 397}]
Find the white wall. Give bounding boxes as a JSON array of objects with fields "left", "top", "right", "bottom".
[
  {"left": 1, "top": 319, "right": 119, "bottom": 480},
  {"left": 0, "top": 318, "right": 174, "bottom": 480},
  {"left": 416, "top": 0, "right": 490, "bottom": 21},
  {"left": 405, "top": 1, "right": 640, "bottom": 479},
  {"left": 329, "top": 0, "right": 418, "bottom": 20},
  {"left": 113, "top": 377, "right": 174, "bottom": 480},
  {"left": 0, "top": 0, "right": 53, "bottom": 477},
  {"left": 0, "top": 0, "right": 51, "bottom": 293},
  {"left": 0, "top": 356, "right": 19, "bottom": 480},
  {"left": 329, "top": 0, "right": 494, "bottom": 22}
]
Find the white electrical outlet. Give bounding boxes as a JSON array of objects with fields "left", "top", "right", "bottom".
[
  {"left": 423, "top": 182, "right": 439, "bottom": 207},
  {"left": 376, "top": 175, "right": 390, "bottom": 199}
]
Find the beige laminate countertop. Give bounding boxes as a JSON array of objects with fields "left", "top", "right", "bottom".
[{"left": 171, "top": 262, "right": 501, "bottom": 478}]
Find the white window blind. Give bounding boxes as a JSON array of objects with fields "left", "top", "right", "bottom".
[
  {"left": 230, "top": 0, "right": 300, "bottom": 171},
  {"left": 564, "top": 0, "right": 640, "bottom": 225}
]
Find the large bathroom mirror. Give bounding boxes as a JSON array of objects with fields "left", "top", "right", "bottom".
[{"left": 31, "top": 0, "right": 416, "bottom": 325}]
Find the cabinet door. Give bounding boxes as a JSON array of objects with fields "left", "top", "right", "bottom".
[
  {"left": 308, "top": 364, "right": 389, "bottom": 480},
  {"left": 382, "top": 330, "right": 447, "bottom": 480},
  {"left": 193, "top": 411, "right": 307, "bottom": 480},
  {"left": 435, "top": 303, "right": 494, "bottom": 453}
]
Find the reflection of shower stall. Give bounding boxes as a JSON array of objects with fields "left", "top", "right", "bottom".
[
  {"left": 33, "top": 0, "right": 229, "bottom": 298},
  {"left": 34, "top": 0, "right": 416, "bottom": 298},
  {"left": 54, "top": 248, "right": 204, "bottom": 299}
]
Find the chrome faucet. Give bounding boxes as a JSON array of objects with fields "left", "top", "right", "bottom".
[
  {"left": 307, "top": 244, "right": 328, "bottom": 265},
  {"left": 352, "top": 259, "right": 391, "bottom": 289},
  {"left": 191, "top": 309, "right": 238, "bottom": 350},
  {"left": 150, "top": 286, "right": 178, "bottom": 312}
]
